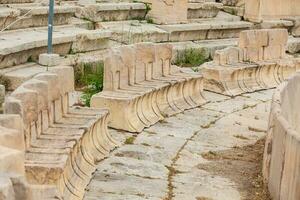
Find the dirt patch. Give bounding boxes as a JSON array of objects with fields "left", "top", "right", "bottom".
[{"left": 199, "top": 139, "right": 271, "bottom": 200}]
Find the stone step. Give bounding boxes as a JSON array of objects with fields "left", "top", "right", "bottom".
[
  {"left": 0, "top": 63, "right": 46, "bottom": 91},
  {"left": 0, "top": 25, "right": 111, "bottom": 69},
  {"left": 96, "top": 19, "right": 252, "bottom": 44},
  {"left": 0, "top": 0, "right": 34, "bottom": 3},
  {"left": 188, "top": 2, "right": 222, "bottom": 19},
  {"left": 0, "top": 4, "right": 76, "bottom": 31},
  {"left": 3, "top": 35, "right": 299, "bottom": 93},
  {"left": 190, "top": 10, "right": 242, "bottom": 23},
  {"left": 74, "top": 1, "right": 224, "bottom": 23},
  {"left": 75, "top": 2, "right": 147, "bottom": 22},
  {"left": 158, "top": 20, "right": 253, "bottom": 42},
  {"left": 170, "top": 38, "right": 238, "bottom": 61}
]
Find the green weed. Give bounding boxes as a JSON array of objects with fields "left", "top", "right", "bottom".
[{"left": 174, "top": 48, "right": 209, "bottom": 68}]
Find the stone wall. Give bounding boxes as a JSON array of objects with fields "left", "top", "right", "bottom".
[
  {"left": 263, "top": 72, "right": 300, "bottom": 200},
  {"left": 245, "top": 0, "right": 300, "bottom": 22}
]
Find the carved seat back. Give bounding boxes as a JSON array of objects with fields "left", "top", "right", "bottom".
[
  {"left": 238, "top": 29, "right": 288, "bottom": 62},
  {"left": 103, "top": 43, "right": 178, "bottom": 92},
  {"left": 4, "top": 66, "right": 74, "bottom": 149}
]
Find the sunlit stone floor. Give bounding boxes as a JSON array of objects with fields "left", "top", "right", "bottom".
[{"left": 84, "top": 90, "right": 273, "bottom": 200}]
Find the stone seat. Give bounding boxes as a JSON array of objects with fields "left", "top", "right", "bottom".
[
  {"left": 202, "top": 29, "right": 300, "bottom": 96},
  {"left": 91, "top": 43, "right": 206, "bottom": 133},
  {"left": 4, "top": 66, "right": 117, "bottom": 199}
]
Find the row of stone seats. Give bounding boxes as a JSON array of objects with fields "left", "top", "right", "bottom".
[
  {"left": 91, "top": 43, "right": 206, "bottom": 133},
  {"left": 4, "top": 66, "right": 118, "bottom": 199},
  {"left": 263, "top": 72, "right": 300, "bottom": 200},
  {"left": 202, "top": 29, "right": 300, "bottom": 96},
  {"left": 0, "top": 114, "right": 28, "bottom": 199}
]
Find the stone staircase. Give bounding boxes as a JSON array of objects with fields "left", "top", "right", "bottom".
[
  {"left": 0, "top": 0, "right": 298, "bottom": 93},
  {"left": 0, "top": 0, "right": 76, "bottom": 31},
  {"left": 0, "top": 0, "right": 112, "bottom": 91}
]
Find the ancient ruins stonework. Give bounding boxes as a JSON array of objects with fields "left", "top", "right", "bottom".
[
  {"left": 263, "top": 72, "right": 300, "bottom": 200},
  {"left": 91, "top": 43, "right": 206, "bottom": 132},
  {"left": 143, "top": 0, "right": 188, "bottom": 24},
  {"left": 202, "top": 29, "right": 300, "bottom": 96},
  {"left": 3, "top": 66, "right": 117, "bottom": 199},
  {"left": 0, "top": 0, "right": 300, "bottom": 199},
  {"left": 245, "top": 0, "right": 300, "bottom": 22},
  {"left": 0, "top": 115, "right": 27, "bottom": 199}
]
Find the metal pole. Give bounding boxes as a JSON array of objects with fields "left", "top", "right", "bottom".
[{"left": 47, "top": 0, "right": 54, "bottom": 54}]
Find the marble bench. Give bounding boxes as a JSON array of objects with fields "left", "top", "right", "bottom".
[
  {"left": 4, "top": 66, "right": 118, "bottom": 199},
  {"left": 202, "top": 29, "right": 300, "bottom": 96},
  {"left": 91, "top": 43, "right": 206, "bottom": 133}
]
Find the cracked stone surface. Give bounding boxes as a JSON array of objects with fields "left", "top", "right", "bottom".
[{"left": 84, "top": 90, "right": 273, "bottom": 200}]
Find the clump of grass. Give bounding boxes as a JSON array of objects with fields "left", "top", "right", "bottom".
[
  {"left": 0, "top": 75, "right": 11, "bottom": 90},
  {"left": 174, "top": 48, "right": 209, "bottom": 68},
  {"left": 146, "top": 17, "right": 154, "bottom": 24},
  {"left": 124, "top": 136, "right": 136, "bottom": 145},
  {"left": 144, "top": 3, "right": 152, "bottom": 14},
  {"left": 77, "top": 62, "right": 104, "bottom": 107}
]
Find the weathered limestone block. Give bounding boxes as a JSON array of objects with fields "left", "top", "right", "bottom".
[
  {"left": 91, "top": 43, "right": 206, "bottom": 132},
  {"left": 4, "top": 66, "right": 117, "bottom": 199},
  {"left": 202, "top": 29, "right": 300, "bottom": 96},
  {"left": 213, "top": 46, "right": 243, "bottom": 65},
  {"left": 245, "top": 0, "right": 300, "bottom": 22},
  {"left": 188, "top": 2, "right": 222, "bottom": 19},
  {"left": 0, "top": 5, "right": 76, "bottom": 31},
  {"left": 0, "top": 114, "right": 31, "bottom": 199},
  {"left": 263, "top": 72, "right": 300, "bottom": 200},
  {"left": 238, "top": 29, "right": 269, "bottom": 62},
  {"left": 76, "top": 3, "right": 147, "bottom": 22},
  {"left": 287, "top": 17, "right": 300, "bottom": 37},
  {"left": 144, "top": 0, "right": 188, "bottom": 24}
]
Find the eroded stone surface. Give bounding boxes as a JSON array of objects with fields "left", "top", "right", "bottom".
[{"left": 85, "top": 89, "right": 273, "bottom": 200}]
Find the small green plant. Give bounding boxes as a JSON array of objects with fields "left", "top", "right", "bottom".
[
  {"left": 174, "top": 49, "right": 209, "bottom": 68},
  {"left": 0, "top": 75, "right": 11, "bottom": 89},
  {"left": 124, "top": 136, "right": 136, "bottom": 145},
  {"left": 27, "top": 56, "right": 34, "bottom": 62},
  {"left": 79, "top": 63, "right": 104, "bottom": 107},
  {"left": 192, "top": 67, "right": 199, "bottom": 72},
  {"left": 144, "top": 3, "right": 152, "bottom": 14},
  {"left": 146, "top": 17, "right": 154, "bottom": 24}
]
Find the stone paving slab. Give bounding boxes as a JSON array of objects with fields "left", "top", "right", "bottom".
[{"left": 84, "top": 90, "right": 274, "bottom": 200}]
